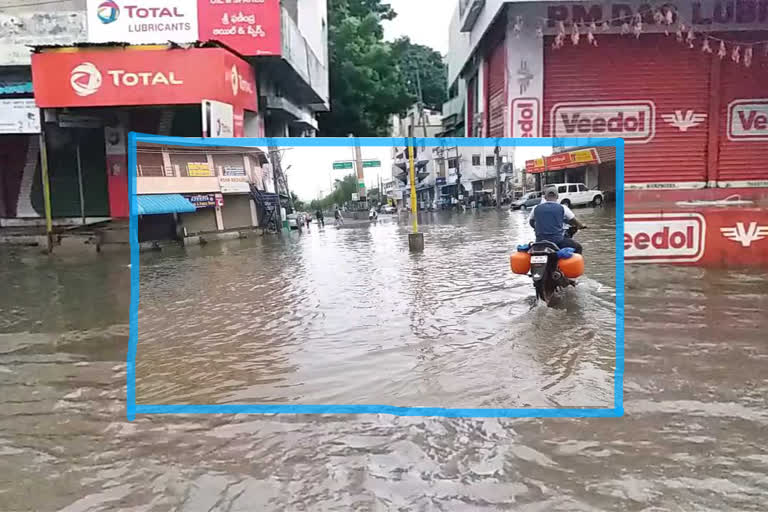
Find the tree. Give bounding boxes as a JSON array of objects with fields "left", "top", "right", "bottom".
[
  {"left": 390, "top": 37, "right": 447, "bottom": 112},
  {"left": 319, "top": 0, "right": 413, "bottom": 136}
]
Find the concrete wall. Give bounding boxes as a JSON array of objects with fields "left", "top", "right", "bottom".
[
  {"left": 136, "top": 177, "right": 220, "bottom": 195},
  {"left": 0, "top": 0, "right": 86, "bottom": 65},
  {"left": 298, "top": 0, "right": 328, "bottom": 66}
]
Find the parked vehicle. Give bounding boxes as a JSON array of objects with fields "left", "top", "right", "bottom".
[
  {"left": 520, "top": 191, "right": 544, "bottom": 209},
  {"left": 381, "top": 205, "right": 396, "bottom": 214},
  {"left": 513, "top": 191, "right": 542, "bottom": 210},
  {"left": 545, "top": 183, "right": 604, "bottom": 207}
]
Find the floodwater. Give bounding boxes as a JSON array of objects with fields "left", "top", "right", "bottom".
[{"left": 1, "top": 206, "right": 767, "bottom": 511}]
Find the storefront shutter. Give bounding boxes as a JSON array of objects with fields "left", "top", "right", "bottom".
[
  {"left": 486, "top": 36, "right": 506, "bottom": 138},
  {"left": 716, "top": 53, "right": 768, "bottom": 187},
  {"left": 544, "top": 34, "right": 711, "bottom": 189}
]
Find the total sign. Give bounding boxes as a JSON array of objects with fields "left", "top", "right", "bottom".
[
  {"left": 728, "top": 99, "right": 768, "bottom": 141},
  {"left": 551, "top": 100, "right": 655, "bottom": 143},
  {"left": 31, "top": 47, "right": 257, "bottom": 111},
  {"left": 86, "top": 0, "right": 198, "bottom": 44},
  {"left": 625, "top": 213, "right": 706, "bottom": 264}
]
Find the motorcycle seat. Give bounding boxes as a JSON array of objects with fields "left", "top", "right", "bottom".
[{"left": 531, "top": 240, "right": 560, "bottom": 252}]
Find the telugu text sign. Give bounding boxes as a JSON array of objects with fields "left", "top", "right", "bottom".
[{"left": 197, "top": 0, "right": 282, "bottom": 56}]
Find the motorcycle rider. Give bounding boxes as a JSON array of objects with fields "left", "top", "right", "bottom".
[{"left": 528, "top": 188, "right": 587, "bottom": 254}]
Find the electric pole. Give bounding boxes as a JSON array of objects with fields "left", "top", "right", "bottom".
[{"left": 494, "top": 142, "right": 502, "bottom": 211}]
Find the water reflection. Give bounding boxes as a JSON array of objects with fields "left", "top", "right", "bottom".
[{"left": 2, "top": 207, "right": 767, "bottom": 511}]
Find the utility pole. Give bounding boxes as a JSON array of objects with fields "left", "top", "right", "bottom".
[
  {"left": 267, "top": 140, "right": 283, "bottom": 228},
  {"left": 494, "top": 142, "right": 502, "bottom": 211}
]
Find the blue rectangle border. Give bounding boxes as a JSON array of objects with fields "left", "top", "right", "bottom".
[{"left": 127, "top": 134, "right": 625, "bottom": 420}]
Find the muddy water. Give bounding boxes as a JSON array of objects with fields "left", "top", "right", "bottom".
[{"left": 1, "top": 207, "right": 767, "bottom": 511}]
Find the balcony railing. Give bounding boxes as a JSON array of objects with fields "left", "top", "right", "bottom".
[
  {"left": 138, "top": 165, "right": 173, "bottom": 177},
  {"left": 281, "top": 7, "right": 329, "bottom": 105}
]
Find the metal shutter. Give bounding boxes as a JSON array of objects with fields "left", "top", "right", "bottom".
[{"left": 544, "top": 34, "right": 710, "bottom": 189}]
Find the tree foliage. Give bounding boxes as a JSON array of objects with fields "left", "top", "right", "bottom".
[
  {"left": 309, "top": 174, "right": 359, "bottom": 211},
  {"left": 390, "top": 37, "right": 447, "bottom": 112},
  {"left": 319, "top": 0, "right": 446, "bottom": 137}
]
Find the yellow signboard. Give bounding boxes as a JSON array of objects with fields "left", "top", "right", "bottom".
[
  {"left": 570, "top": 149, "right": 599, "bottom": 164},
  {"left": 187, "top": 162, "right": 212, "bottom": 177}
]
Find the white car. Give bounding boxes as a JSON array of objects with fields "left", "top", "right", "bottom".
[{"left": 544, "top": 183, "right": 604, "bottom": 207}]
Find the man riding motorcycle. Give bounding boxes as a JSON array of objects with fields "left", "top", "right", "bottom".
[{"left": 528, "top": 188, "right": 587, "bottom": 253}]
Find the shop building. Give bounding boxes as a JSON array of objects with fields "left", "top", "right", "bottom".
[
  {"left": 0, "top": 0, "right": 327, "bottom": 235},
  {"left": 525, "top": 146, "right": 617, "bottom": 201},
  {"left": 135, "top": 143, "right": 270, "bottom": 244},
  {"left": 448, "top": 0, "right": 768, "bottom": 266}
]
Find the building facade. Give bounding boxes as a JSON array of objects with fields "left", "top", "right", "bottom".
[
  {"left": 0, "top": 0, "right": 327, "bottom": 228},
  {"left": 448, "top": 0, "right": 768, "bottom": 265}
]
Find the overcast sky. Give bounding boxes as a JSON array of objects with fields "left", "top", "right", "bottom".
[{"left": 382, "top": 0, "right": 452, "bottom": 54}]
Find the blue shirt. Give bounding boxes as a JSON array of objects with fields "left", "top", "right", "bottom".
[{"left": 529, "top": 201, "right": 575, "bottom": 243}]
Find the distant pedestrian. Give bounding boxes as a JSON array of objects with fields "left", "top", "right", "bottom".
[
  {"left": 305, "top": 215, "right": 311, "bottom": 228},
  {"left": 315, "top": 209, "right": 324, "bottom": 227},
  {"left": 334, "top": 207, "right": 344, "bottom": 226}
]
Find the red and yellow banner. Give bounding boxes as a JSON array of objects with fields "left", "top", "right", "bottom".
[{"left": 525, "top": 148, "right": 600, "bottom": 174}]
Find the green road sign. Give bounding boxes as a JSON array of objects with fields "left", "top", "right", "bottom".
[
  {"left": 333, "top": 161, "right": 353, "bottom": 170},
  {"left": 358, "top": 183, "right": 365, "bottom": 188},
  {"left": 362, "top": 160, "right": 381, "bottom": 168}
]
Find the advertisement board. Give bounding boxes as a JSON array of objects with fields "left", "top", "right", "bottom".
[
  {"left": 32, "top": 47, "right": 257, "bottom": 111},
  {"left": 187, "top": 162, "right": 213, "bottom": 177},
  {"left": 0, "top": 99, "right": 40, "bottom": 134},
  {"left": 86, "top": 0, "right": 198, "bottom": 44},
  {"left": 197, "top": 0, "right": 282, "bottom": 56},
  {"left": 202, "top": 99, "right": 234, "bottom": 138}
]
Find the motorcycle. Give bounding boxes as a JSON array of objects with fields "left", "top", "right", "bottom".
[{"left": 511, "top": 226, "right": 585, "bottom": 305}]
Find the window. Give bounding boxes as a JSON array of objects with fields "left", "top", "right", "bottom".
[
  {"left": 558, "top": 185, "right": 567, "bottom": 193},
  {"left": 579, "top": 184, "right": 588, "bottom": 191},
  {"left": 486, "top": 156, "right": 495, "bottom": 166},
  {"left": 569, "top": 185, "right": 578, "bottom": 193},
  {"left": 472, "top": 155, "right": 481, "bottom": 166},
  {"left": 448, "top": 158, "right": 457, "bottom": 169}
]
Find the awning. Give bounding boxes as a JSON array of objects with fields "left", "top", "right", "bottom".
[
  {"left": 137, "top": 194, "right": 196, "bottom": 215},
  {"left": 0, "top": 81, "right": 33, "bottom": 95}
]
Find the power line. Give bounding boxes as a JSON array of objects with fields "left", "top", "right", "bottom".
[{"left": 3, "top": 0, "right": 71, "bottom": 9}]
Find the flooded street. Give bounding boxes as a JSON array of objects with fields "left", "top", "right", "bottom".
[{"left": 2, "top": 208, "right": 768, "bottom": 511}]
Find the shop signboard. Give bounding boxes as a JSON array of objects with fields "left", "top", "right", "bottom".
[
  {"left": 525, "top": 148, "right": 600, "bottom": 174},
  {"left": 219, "top": 174, "right": 251, "bottom": 194},
  {"left": 184, "top": 193, "right": 218, "bottom": 208},
  {"left": 727, "top": 99, "right": 768, "bottom": 141},
  {"left": 197, "top": 0, "right": 282, "bottom": 56},
  {"left": 32, "top": 47, "right": 257, "bottom": 112},
  {"left": 0, "top": 99, "right": 40, "bottom": 134},
  {"left": 202, "top": 99, "right": 234, "bottom": 138},
  {"left": 86, "top": 0, "right": 199, "bottom": 45},
  {"left": 187, "top": 162, "right": 213, "bottom": 177}
]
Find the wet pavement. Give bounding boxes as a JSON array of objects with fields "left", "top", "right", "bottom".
[{"left": 2, "top": 206, "right": 767, "bottom": 511}]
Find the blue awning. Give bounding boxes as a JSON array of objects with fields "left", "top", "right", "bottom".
[
  {"left": 0, "top": 81, "right": 33, "bottom": 95},
  {"left": 137, "top": 194, "right": 196, "bottom": 215}
]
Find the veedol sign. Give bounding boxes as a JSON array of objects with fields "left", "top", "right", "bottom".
[
  {"left": 551, "top": 101, "right": 656, "bottom": 143},
  {"left": 536, "top": 1, "right": 768, "bottom": 32},
  {"left": 728, "top": 99, "right": 768, "bottom": 141},
  {"left": 31, "top": 47, "right": 257, "bottom": 111},
  {"left": 625, "top": 213, "right": 706, "bottom": 263}
]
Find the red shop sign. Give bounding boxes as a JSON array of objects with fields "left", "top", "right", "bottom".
[
  {"left": 31, "top": 47, "right": 257, "bottom": 111},
  {"left": 197, "top": 0, "right": 281, "bottom": 57}
]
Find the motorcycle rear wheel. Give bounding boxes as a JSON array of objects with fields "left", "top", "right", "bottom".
[{"left": 534, "top": 280, "right": 557, "bottom": 305}]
